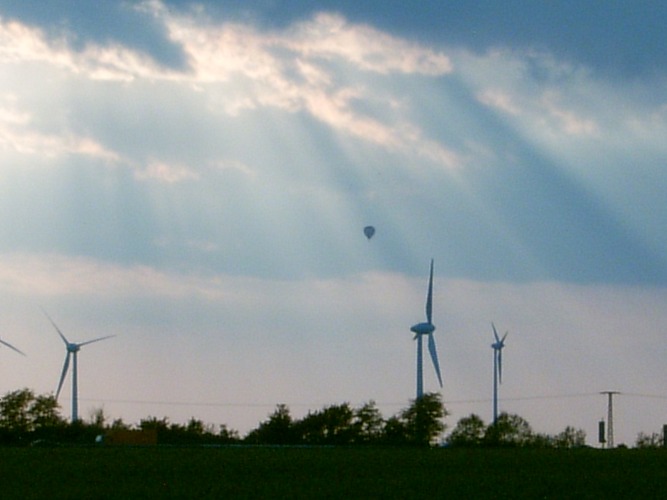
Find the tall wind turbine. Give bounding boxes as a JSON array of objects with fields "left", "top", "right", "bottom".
[
  {"left": 410, "top": 259, "right": 443, "bottom": 400},
  {"left": 42, "top": 310, "right": 114, "bottom": 422},
  {"left": 491, "top": 323, "right": 508, "bottom": 425},
  {"left": 0, "top": 337, "right": 26, "bottom": 357}
]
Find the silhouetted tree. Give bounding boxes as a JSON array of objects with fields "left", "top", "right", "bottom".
[
  {"left": 448, "top": 413, "right": 587, "bottom": 449},
  {"left": 176, "top": 418, "right": 220, "bottom": 444},
  {"left": 31, "top": 395, "right": 62, "bottom": 426},
  {"left": 295, "top": 409, "right": 328, "bottom": 444},
  {"left": 29, "top": 393, "right": 65, "bottom": 442},
  {"left": 382, "top": 415, "right": 408, "bottom": 445},
  {"left": 484, "top": 412, "right": 533, "bottom": 447},
  {"left": 218, "top": 424, "right": 240, "bottom": 443},
  {"left": 110, "top": 418, "right": 131, "bottom": 431},
  {"left": 186, "top": 417, "right": 208, "bottom": 436},
  {"left": 245, "top": 404, "right": 295, "bottom": 445},
  {"left": 87, "top": 407, "right": 108, "bottom": 435},
  {"left": 165, "top": 422, "right": 188, "bottom": 443},
  {"left": 400, "top": 393, "right": 448, "bottom": 446},
  {"left": 140, "top": 416, "right": 170, "bottom": 431},
  {"left": 447, "top": 414, "right": 486, "bottom": 447},
  {"left": 636, "top": 431, "right": 663, "bottom": 449},
  {"left": 553, "top": 426, "right": 586, "bottom": 448},
  {"left": 0, "top": 388, "right": 34, "bottom": 434},
  {"left": 321, "top": 403, "right": 355, "bottom": 444},
  {"left": 528, "top": 433, "right": 555, "bottom": 448},
  {"left": 352, "top": 400, "right": 385, "bottom": 444},
  {"left": 135, "top": 416, "right": 235, "bottom": 445},
  {"left": 0, "top": 389, "right": 66, "bottom": 443},
  {"left": 140, "top": 416, "right": 171, "bottom": 442},
  {"left": 295, "top": 403, "right": 355, "bottom": 445}
]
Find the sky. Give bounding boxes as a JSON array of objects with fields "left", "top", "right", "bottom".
[{"left": 0, "top": 0, "right": 666, "bottom": 446}]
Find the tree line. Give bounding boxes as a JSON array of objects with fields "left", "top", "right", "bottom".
[
  {"left": 0, "top": 389, "right": 446, "bottom": 447},
  {"left": 1, "top": 388, "right": 661, "bottom": 448},
  {"left": 447, "top": 412, "right": 587, "bottom": 448}
]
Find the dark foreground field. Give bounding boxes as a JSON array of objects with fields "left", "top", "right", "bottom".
[{"left": 1, "top": 446, "right": 666, "bottom": 498}]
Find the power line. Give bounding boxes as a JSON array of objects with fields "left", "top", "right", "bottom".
[
  {"left": 78, "top": 391, "right": 622, "bottom": 411},
  {"left": 444, "top": 392, "right": 603, "bottom": 405},
  {"left": 621, "top": 392, "right": 667, "bottom": 400},
  {"left": 78, "top": 398, "right": 328, "bottom": 408}
]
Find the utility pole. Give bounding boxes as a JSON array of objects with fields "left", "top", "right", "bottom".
[{"left": 601, "top": 391, "right": 620, "bottom": 448}]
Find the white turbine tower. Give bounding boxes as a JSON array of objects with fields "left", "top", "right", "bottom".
[
  {"left": 410, "top": 259, "right": 443, "bottom": 400},
  {"left": 491, "top": 323, "right": 508, "bottom": 425},
  {"left": 42, "top": 311, "right": 114, "bottom": 422}
]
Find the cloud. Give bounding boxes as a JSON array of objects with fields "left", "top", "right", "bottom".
[
  {"left": 457, "top": 46, "right": 667, "bottom": 174},
  {"left": 134, "top": 160, "right": 200, "bottom": 183},
  {"left": 211, "top": 159, "right": 258, "bottom": 179},
  {"left": 141, "top": 2, "right": 460, "bottom": 168},
  {"left": 539, "top": 91, "right": 599, "bottom": 137},
  {"left": 0, "top": 17, "right": 68, "bottom": 65},
  {"left": 0, "top": 252, "right": 222, "bottom": 299},
  {"left": 2, "top": 5, "right": 665, "bottom": 283},
  {"left": 0, "top": 15, "right": 169, "bottom": 82},
  {"left": 0, "top": 6, "right": 460, "bottom": 170},
  {"left": 477, "top": 89, "right": 520, "bottom": 116},
  {"left": 282, "top": 12, "right": 453, "bottom": 76},
  {"left": 471, "top": 59, "right": 598, "bottom": 137},
  {"left": 0, "top": 102, "right": 120, "bottom": 161}
]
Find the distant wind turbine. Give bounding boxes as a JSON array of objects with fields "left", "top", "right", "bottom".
[
  {"left": 491, "top": 323, "right": 508, "bottom": 425},
  {"left": 410, "top": 259, "right": 443, "bottom": 400},
  {"left": 0, "top": 337, "right": 26, "bottom": 357},
  {"left": 42, "top": 310, "right": 114, "bottom": 422}
]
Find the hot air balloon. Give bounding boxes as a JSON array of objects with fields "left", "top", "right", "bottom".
[{"left": 363, "top": 226, "right": 375, "bottom": 240}]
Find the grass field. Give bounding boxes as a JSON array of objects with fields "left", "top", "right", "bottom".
[{"left": 1, "top": 446, "right": 666, "bottom": 498}]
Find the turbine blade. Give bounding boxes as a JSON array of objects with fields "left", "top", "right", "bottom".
[
  {"left": 77, "top": 334, "right": 115, "bottom": 348},
  {"left": 0, "top": 338, "right": 26, "bottom": 356},
  {"left": 499, "top": 332, "right": 507, "bottom": 382},
  {"left": 41, "top": 308, "right": 70, "bottom": 345},
  {"left": 427, "top": 332, "right": 443, "bottom": 388},
  {"left": 492, "top": 323, "right": 500, "bottom": 343},
  {"left": 56, "top": 353, "right": 71, "bottom": 400},
  {"left": 426, "top": 259, "right": 434, "bottom": 324}
]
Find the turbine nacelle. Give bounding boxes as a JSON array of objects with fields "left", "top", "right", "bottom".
[
  {"left": 491, "top": 323, "right": 508, "bottom": 351},
  {"left": 410, "top": 322, "right": 435, "bottom": 336},
  {"left": 67, "top": 343, "right": 81, "bottom": 353},
  {"left": 491, "top": 339, "right": 505, "bottom": 350}
]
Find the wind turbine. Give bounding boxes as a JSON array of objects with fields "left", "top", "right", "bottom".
[
  {"left": 0, "top": 337, "right": 26, "bottom": 357},
  {"left": 42, "top": 310, "right": 114, "bottom": 422},
  {"left": 410, "top": 259, "right": 443, "bottom": 400},
  {"left": 491, "top": 323, "right": 508, "bottom": 425}
]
